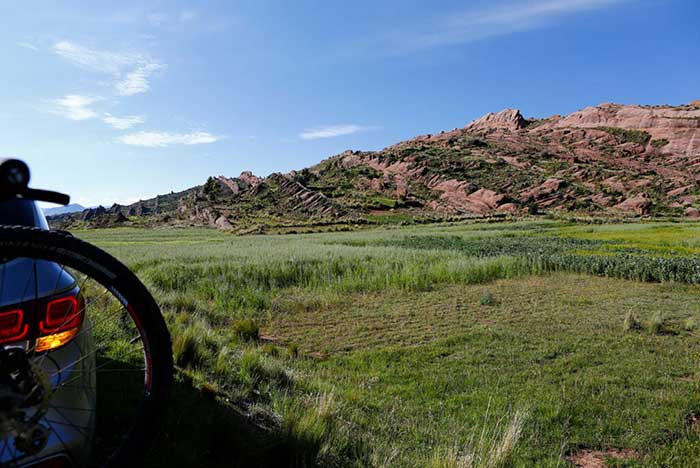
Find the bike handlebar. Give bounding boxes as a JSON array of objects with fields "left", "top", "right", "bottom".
[{"left": 0, "top": 158, "right": 71, "bottom": 206}]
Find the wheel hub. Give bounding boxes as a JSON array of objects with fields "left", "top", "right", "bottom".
[{"left": 0, "top": 347, "right": 51, "bottom": 455}]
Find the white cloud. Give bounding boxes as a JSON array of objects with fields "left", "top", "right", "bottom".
[
  {"left": 51, "top": 95, "right": 102, "bottom": 121},
  {"left": 115, "top": 63, "right": 165, "bottom": 96},
  {"left": 300, "top": 125, "right": 377, "bottom": 140},
  {"left": 53, "top": 41, "right": 137, "bottom": 74},
  {"left": 380, "top": 0, "right": 625, "bottom": 53},
  {"left": 17, "top": 41, "right": 39, "bottom": 51},
  {"left": 103, "top": 113, "right": 145, "bottom": 129},
  {"left": 53, "top": 40, "right": 164, "bottom": 95},
  {"left": 117, "top": 131, "right": 223, "bottom": 147}
]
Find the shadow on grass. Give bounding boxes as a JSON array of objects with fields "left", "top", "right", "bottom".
[{"left": 144, "top": 376, "right": 330, "bottom": 468}]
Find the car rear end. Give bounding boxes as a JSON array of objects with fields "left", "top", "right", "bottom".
[{"left": 0, "top": 199, "right": 95, "bottom": 467}]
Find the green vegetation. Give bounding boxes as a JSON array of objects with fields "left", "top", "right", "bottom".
[
  {"left": 651, "top": 138, "right": 670, "bottom": 148},
  {"left": 77, "top": 219, "right": 700, "bottom": 466},
  {"left": 597, "top": 126, "right": 652, "bottom": 146}
]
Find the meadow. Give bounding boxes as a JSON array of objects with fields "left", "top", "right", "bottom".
[{"left": 76, "top": 220, "right": 700, "bottom": 467}]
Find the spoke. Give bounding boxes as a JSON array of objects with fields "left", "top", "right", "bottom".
[
  {"left": 44, "top": 419, "right": 74, "bottom": 463},
  {"left": 46, "top": 404, "right": 91, "bottom": 439},
  {"left": 49, "top": 343, "right": 108, "bottom": 379},
  {"left": 6, "top": 433, "right": 19, "bottom": 465},
  {"left": 0, "top": 439, "right": 8, "bottom": 462},
  {"left": 56, "top": 354, "right": 145, "bottom": 390}
]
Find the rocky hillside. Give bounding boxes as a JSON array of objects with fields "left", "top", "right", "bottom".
[{"left": 50, "top": 101, "right": 700, "bottom": 231}]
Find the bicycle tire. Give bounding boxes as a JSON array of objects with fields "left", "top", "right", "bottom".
[{"left": 0, "top": 226, "right": 172, "bottom": 467}]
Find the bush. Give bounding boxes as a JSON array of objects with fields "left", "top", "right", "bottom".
[
  {"left": 651, "top": 138, "right": 670, "bottom": 148},
  {"left": 597, "top": 126, "right": 651, "bottom": 146}
]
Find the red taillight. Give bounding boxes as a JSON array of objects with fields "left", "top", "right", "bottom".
[
  {"left": 0, "top": 293, "right": 84, "bottom": 350},
  {"left": 40, "top": 295, "right": 84, "bottom": 335},
  {"left": 0, "top": 309, "right": 29, "bottom": 344}
]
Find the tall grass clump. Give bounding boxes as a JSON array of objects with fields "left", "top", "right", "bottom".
[
  {"left": 649, "top": 312, "right": 666, "bottom": 335},
  {"left": 172, "top": 320, "right": 218, "bottom": 368},
  {"left": 623, "top": 311, "right": 641, "bottom": 332},
  {"left": 426, "top": 409, "right": 528, "bottom": 468},
  {"left": 238, "top": 348, "right": 293, "bottom": 390},
  {"left": 233, "top": 318, "right": 260, "bottom": 341},
  {"left": 272, "top": 391, "right": 364, "bottom": 467}
]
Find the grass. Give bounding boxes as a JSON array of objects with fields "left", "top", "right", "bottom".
[{"left": 75, "top": 219, "right": 700, "bottom": 466}]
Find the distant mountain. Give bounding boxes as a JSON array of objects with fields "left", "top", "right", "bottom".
[
  {"left": 50, "top": 101, "right": 700, "bottom": 231},
  {"left": 43, "top": 203, "right": 86, "bottom": 217}
]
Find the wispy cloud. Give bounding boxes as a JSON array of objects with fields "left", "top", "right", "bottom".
[
  {"left": 53, "top": 40, "right": 164, "bottom": 95},
  {"left": 50, "top": 95, "right": 102, "bottom": 121},
  {"left": 300, "top": 124, "right": 378, "bottom": 140},
  {"left": 117, "top": 131, "right": 223, "bottom": 147},
  {"left": 115, "top": 63, "right": 165, "bottom": 96},
  {"left": 377, "top": 0, "right": 625, "bottom": 54},
  {"left": 103, "top": 113, "right": 145, "bottom": 129},
  {"left": 17, "top": 41, "right": 39, "bottom": 51}
]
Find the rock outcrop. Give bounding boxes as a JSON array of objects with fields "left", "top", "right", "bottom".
[{"left": 48, "top": 102, "right": 700, "bottom": 230}]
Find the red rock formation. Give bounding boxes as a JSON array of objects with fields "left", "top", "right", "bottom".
[
  {"left": 466, "top": 109, "right": 529, "bottom": 132},
  {"left": 614, "top": 193, "right": 651, "bottom": 215}
]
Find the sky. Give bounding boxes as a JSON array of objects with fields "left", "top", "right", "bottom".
[{"left": 1, "top": 0, "right": 698, "bottom": 208}]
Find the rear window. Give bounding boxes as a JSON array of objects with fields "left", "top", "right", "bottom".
[{"left": 0, "top": 198, "right": 48, "bottom": 228}]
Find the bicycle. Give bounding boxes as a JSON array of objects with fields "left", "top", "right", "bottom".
[{"left": 0, "top": 158, "right": 173, "bottom": 467}]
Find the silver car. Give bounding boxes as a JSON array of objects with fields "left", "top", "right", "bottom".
[{"left": 0, "top": 198, "right": 96, "bottom": 467}]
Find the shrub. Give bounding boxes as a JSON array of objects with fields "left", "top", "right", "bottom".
[
  {"left": 651, "top": 138, "right": 670, "bottom": 148},
  {"left": 597, "top": 126, "right": 652, "bottom": 146},
  {"left": 684, "top": 317, "right": 698, "bottom": 332}
]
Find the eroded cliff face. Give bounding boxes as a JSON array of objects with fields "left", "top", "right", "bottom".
[
  {"left": 50, "top": 101, "right": 700, "bottom": 230},
  {"left": 538, "top": 103, "right": 700, "bottom": 157}
]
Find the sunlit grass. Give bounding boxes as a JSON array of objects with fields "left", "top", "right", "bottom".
[{"left": 76, "top": 220, "right": 700, "bottom": 466}]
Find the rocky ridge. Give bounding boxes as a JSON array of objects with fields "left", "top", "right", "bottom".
[{"left": 50, "top": 101, "right": 700, "bottom": 230}]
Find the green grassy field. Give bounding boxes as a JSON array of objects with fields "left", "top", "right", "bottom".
[{"left": 77, "top": 220, "right": 700, "bottom": 467}]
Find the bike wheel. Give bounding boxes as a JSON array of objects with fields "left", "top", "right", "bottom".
[{"left": 0, "top": 227, "right": 172, "bottom": 467}]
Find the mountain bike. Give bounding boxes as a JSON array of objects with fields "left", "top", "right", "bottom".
[{"left": 0, "top": 158, "right": 173, "bottom": 467}]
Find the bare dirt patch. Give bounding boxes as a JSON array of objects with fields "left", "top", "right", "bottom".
[{"left": 567, "top": 449, "right": 638, "bottom": 467}]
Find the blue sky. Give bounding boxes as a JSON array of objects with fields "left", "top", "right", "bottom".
[{"left": 1, "top": 0, "right": 698, "bottom": 207}]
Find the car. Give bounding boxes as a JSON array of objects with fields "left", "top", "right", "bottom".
[{"left": 0, "top": 197, "right": 96, "bottom": 467}]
